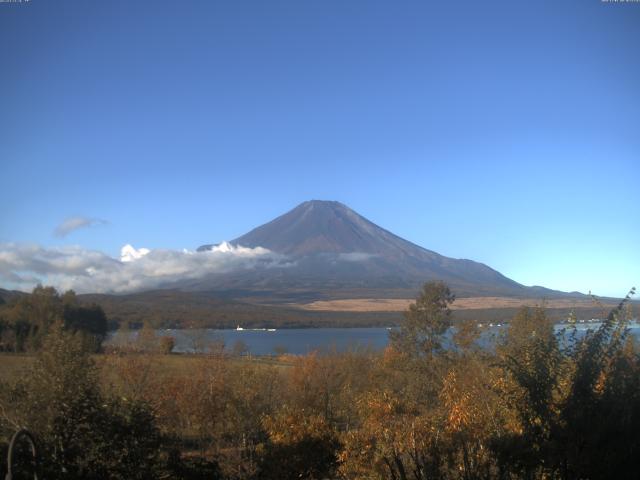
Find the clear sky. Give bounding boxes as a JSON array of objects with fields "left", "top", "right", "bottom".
[{"left": 1, "top": 0, "right": 638, "bottom": 297}]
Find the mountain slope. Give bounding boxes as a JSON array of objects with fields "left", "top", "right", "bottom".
[
  {"left": 196, "top": 200, "right": 545, "bottom": 297},
  {"left": 233, "top": 200, "right": 440, "bottom": 257}
]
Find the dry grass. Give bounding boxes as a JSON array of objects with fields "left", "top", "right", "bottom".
[
  {"left": 0, "top": 352, "right": 292, "bottom": 385},
  {"left": 0, "top": 353, "right": 35, "bottom": 383},
  {"left": 296, "top": 296, "right": 614, "bottom": 312}
]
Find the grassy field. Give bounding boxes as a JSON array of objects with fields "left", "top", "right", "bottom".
[
  {"left": 297, "top": 296, "right": 620, "bottom": 312},
  {"left": 0, "top": 352, "right": 293, "bottom": 386},
  {"left": 0, "top": 353, "right": 35, "bottom": 383}
]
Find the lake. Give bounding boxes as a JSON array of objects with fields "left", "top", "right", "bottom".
[{"left": 106, "top": 321, "right": 640, "bottom": 356}]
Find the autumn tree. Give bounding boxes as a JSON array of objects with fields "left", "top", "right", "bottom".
[
  {"left": 439, "top": 359, "right": 504, "bottom": 479},
  {"left": 258, "top": 407, "right": 340, "bottom": 480},
  {"left": 159, "top": 335, "right": 175, "bottom": 354},
  {"left": 490, "top": 306, "right": 565, "bottom": 478},
  {"left": 556, "top": 288, "right": 640, "bottom": 479},
  {"left": 339, "top": 389, "right": 444, "bottom": 480},
  {"left": 7, "top": 285, "right": 63, "bottom": 350},
  {"left": 136, "top": 320, "right": 159, "bottom": 352},
  {"left": 0, "top": 286, "right": 108, "bottom": 352},
  {"left": 61, "top": 290, "right": 108, "bottom": 351},
  {"left": 490, "top": 289, "right": 640, "bottom": 479},
  {"left": 0, "top": 325, "right": 163, "bottom": 479}
]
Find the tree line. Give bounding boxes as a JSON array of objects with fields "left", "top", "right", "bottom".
[
  {"left": 0, "top": 285, "right": 108, "bottom": 352},
  {"left": 0, "top": 282, "right": 638, "bottom": 479}
]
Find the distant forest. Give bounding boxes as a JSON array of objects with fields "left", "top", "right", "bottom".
[
  {"left": 0, "top": 286, "right": 108, "bottom": 353},
  {"left": 0, "top": 286, "right": 623, "bottom": 333}
]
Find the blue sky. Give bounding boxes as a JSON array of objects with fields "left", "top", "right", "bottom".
[{"left": 0, "top": 0, "right": 638, "bottom": 297}]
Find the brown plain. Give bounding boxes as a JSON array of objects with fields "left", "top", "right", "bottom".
[{"left": 297, "top": 297, "right": 613, "bottom": 312}]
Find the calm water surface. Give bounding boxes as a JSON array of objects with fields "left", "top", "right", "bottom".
[{"left": 107, "top": 322, "right": 640, "bottom": 356}]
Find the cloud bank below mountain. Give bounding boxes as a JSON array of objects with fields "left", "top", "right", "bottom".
[{"left": 0, "top": 242, "right": 287, "bottom": 294}]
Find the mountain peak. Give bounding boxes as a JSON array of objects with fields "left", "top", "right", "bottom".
[
  {"left": 198, "top": 200, "right": 394, "bottom": 256},
  {"left": 196, "top": 200, "right": 526, "bottom": 296},
  {"left": 222, "top": 200, "right": 406, "bottom": 256},
  {"left": 300, "top": 199, "right": 346, "bottom": 208},
  {"left": 290, "top": 200, "right": 354, "bottom": 221}
]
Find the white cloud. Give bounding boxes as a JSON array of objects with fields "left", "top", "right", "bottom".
[
  {"left": 0, "top": 242, "right": 289, "bottom": 294},
  {"left": 54, "top": 216, "right": 108, "bottom": 238},
  {"left": 120, "top": 244, "right": 151, "bottom": 262}
]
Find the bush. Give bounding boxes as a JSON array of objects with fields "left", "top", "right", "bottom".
[
  {"left": 0, "top": 326, "right": 164, "bottom": 479},
  {"left": 159, "top": 336, "right": 176, "bottom": 354}
]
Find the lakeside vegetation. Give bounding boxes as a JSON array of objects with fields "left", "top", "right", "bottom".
[
  {"left": 1, "top": 287, "right": 620, "bottom": 332},
  {"left": 1, "top": 282, "right": 638, "bottom": 479},
  {"left": 80, "top": 289, "right": 627, "bottom": 330},
  {"left": 0, "top": 286, "right": 108, "bottom": 353}
]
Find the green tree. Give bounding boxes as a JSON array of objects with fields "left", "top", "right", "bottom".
[
  {"left": 0, "top": 286, "right": 108, "bottom": 352},
  {"left": 390, "top": 281, "right": 455, "bottom": 358},
  {"left": 492, "top": 306, "right": 563, "bottom": 478},
  {"left": 8, "top": 285, "right": 63, "bottom": 350},
  {"left": 63, "top": 303, "right": 108, "bottom": 352},
  {"left": 62, "top": 291, "right": 107, "bottom": 336}
]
